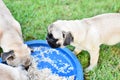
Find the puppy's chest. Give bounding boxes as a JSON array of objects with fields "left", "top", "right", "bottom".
[{"left": 73, "top": 40, "right": 88, "bottom": 50}]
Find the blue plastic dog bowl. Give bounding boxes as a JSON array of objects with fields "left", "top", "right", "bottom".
[
  {"left": 25, "top": 40, "right": 84, "bottom": 80},
  {"left": 0, "top": 40, "right": 83, "bottom": 80}
]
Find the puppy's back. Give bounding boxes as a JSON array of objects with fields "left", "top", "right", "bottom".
[
  {"left": 86, "top": 13, "right": 120, "bottom": 27},
  {"left": 83, "top": 13, "right": 120, "bottom": 45}
]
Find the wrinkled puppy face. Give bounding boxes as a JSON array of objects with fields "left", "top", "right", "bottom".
[
  {"left": 46, "top": 24, "right": 74, "bottom": 48},
  {"left": 1, "top": 45, "right": 32, "bottom": 69},
  {"left": 46, "top": 33, "right": 61, "bottom": 48}
]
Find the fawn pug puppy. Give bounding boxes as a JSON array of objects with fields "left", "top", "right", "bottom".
[
  {"left": 0, "top": 0, "right": 31, "bottom": 68},
  {"left": 46, "top": 13, "right": 120, "bottom": 71},
  {"left": 0, "top": 63, "right": 28, "bottom": 80}
]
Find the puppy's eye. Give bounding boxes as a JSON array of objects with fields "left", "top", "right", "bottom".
[
  {"left": 62, "top": 31, "right": 66, "bottom": 38},
  {"left": 62, "top": 32, "right": 65, "bottom": 38}
]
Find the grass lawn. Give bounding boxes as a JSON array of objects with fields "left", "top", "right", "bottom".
[{"left": 3, "top": 0, "right": 120, "bottom": 80}]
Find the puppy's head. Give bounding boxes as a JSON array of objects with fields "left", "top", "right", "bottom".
[
  {"left": 46, "top": 23, "right": 74, "bottom": 48},
  {"left": 1, "top": 45, "right": 32, "bottom": 69}
]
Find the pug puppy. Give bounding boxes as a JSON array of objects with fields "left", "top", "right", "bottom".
[
  {"left": 0, "top": 0, "right": 31, "bottom": 68},
  {"left": 46, "top": 13, "right": 120, "bottom": 71},
  {"left": 0, "top": 63, "right": 28, "bottom": 80}
]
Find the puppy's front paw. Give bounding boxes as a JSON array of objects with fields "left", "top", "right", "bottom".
[
  {"left": 74, "top": 50, "right": 80, "bottom": 55},
  {"left": 85, "top": 65, "right": 97, "bottom": 72},
  {"left": 85, "top": 66, "right": 93, "bottom": 72},
  {"left": 74, "top": 49, "right": 81, "bottom": 55}
]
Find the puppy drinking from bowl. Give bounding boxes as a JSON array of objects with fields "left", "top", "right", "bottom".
[
  {"left": 46, "top": 13, "right": 120, "bottom": 71},
  {"left": 0, "top": 0, "right": 31, "bottom": 68}
]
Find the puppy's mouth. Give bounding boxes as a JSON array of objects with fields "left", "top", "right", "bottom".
[
  {"left": 46, "top": 38, "right": 60, "bottom": 48},
  {"left": 22, "top": 62, "right": 32, "bottom": 71},
  {"left": 47, "top": 40, "right": 61, "bottom": 48}
]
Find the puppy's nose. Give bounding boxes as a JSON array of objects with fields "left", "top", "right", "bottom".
[
  {"left": 22, "top": 62, "right": 32, "bottom": 71},
  {"left": 47, "top": 41, "right": 61, "bottom": 48},
  {"left": 46, "top": 37, "right": 54, "bottom": 42}
]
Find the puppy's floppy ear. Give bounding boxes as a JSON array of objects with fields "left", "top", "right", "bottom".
[
  {"left": 1, "top": 50, "right": 15, "bottom": 62},
  {"left": 63, "top": 31, "right": 74, "bottom": 46}
]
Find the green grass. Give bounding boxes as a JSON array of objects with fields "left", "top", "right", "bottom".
[{"left": 3, "top": 0, "right": 120, "bottom": 80}]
